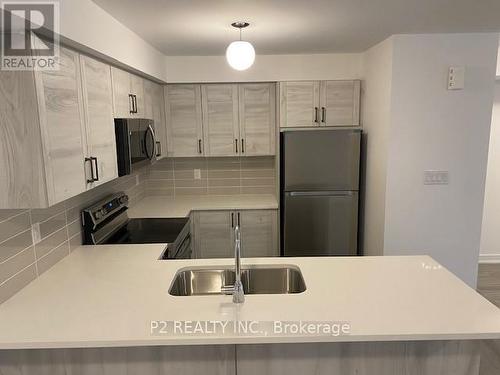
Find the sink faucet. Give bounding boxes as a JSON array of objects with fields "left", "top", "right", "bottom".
[{"left": 221, "top": 225, "right": 245, "bottom": 303}]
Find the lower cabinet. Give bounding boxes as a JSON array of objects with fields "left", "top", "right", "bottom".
[{"left": 192, "top": 209, "right": 278, "bottom": 259}]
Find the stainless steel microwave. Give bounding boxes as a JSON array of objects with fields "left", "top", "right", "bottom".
[{"left": 114, "top": 118, "right": 157, "bottom": 176}]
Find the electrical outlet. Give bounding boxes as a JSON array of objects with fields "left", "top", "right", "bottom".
[
  {"left": 424, "top": 170, "right": 449, "bottom": 185},
  {"left": 194, "top": 169, "right": 201, "bottom": 180},
  {"left": 136, "top": 175, "right": 140, "bottom": 186},
  {"left": 31, "top": 223, "right": 41, "bottom": 244}
]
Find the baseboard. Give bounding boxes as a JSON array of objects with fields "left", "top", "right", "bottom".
[{"left": 479, "top": 254, "right": 500, "bottom": 263}]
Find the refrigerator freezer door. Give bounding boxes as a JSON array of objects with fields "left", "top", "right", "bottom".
[
  {"left": 283, "top": 191, "right": 358, "bottom": 256},
  {"left": 282, "top": 129, "right": 360, "bottom": 191}
]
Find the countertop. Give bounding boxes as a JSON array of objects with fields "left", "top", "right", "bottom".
[
  {"left": 1, "top": 245, "right": 500, "bottom": 349},
  {"left": 127, "top": 194, "right": 278, "bottom": 218}
]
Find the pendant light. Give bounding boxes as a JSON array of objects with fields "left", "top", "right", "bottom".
[{"left": 226, "top": 22, "right": 255, "bottom": 71}]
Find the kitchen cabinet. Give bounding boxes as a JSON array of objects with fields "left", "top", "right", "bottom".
[
  {"left": 239, "top": 210, "right": 279, "bottom": 257},
  {"left": 165, "top": 83, "right": 276, "bottom": 158},
  {"left": 111, "top": 66, "right": 145, "bottom": 118},
  {"left": 80, "top": 55, "right": 118, "bottom": 187},
  {"left": 144, "top": 80, "right": 167, "bottom": 158},
  {"left": 192, "top": 209, "right": 278, "bottom": 259},
  {"left": 1, "top": 46, "right": 87, "bottom": 208},
  {"left": 165, "top": 84, "right": 204, "bottom": 157},
  {"left": 279, "top": 80, "right": 360, "bottom": 128},
  {"left": 193, "top": 211, "right": 234, "bottom": 259},
  {"left": 202, "top": 84, "right": 239, "bottom": 157},
  {"left": 0, "top": 45, "right": 122, "bottom": 208},
  {"left": 239, "top": 83, "right": 276, "bottom": 156}
]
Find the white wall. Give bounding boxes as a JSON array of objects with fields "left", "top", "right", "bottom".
[
  {"left": 0, "top": 1, "right": 167, "bottom": 81},
  {"left": 360, "top": 38, "right": 394, "bottom": 256},
  {"left": 480, "top": 82, "right": 500, "bottom": 260},
  {"left": 382, "top": 34, "right": 498, "bottom": 286},
  {"left": 164, "top": 53, "right": 363, "bottom": 82}
]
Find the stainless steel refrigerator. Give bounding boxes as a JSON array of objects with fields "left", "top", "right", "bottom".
[{"left": 281, "top": 129, "right": 361, "bottom": 257}]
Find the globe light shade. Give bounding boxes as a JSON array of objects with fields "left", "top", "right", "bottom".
[{"left": 226, "top": 40, "right": 255, "bottom": 71}]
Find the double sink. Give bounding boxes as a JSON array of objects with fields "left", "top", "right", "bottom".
[{"left": 169, "top": 265, "right": 306, "bottom": 296}]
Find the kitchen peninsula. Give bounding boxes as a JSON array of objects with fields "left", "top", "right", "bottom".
[{"left": 0, "top": 244, "right": 499, "bottom": 374}]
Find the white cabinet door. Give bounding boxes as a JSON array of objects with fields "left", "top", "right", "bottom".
[
  {"left": 202, "top": 84, "right": 239, "bottom": 157},
  {"left": 239, "top": 210, "right": 278, "bottom": 257},
  {"left": 111, "top": 67, "right": 132, "bottom": 118},
  {"left": 165, "top": 84, "right": 204, "bottom": 157},
  {"left": 193, "top": 211, "right": 234, "bottom": 259},
  {"left": 34, "top": 46, "right": 87, "bottom": 205},
  {"left": 239, "top": 83, "right": 276, "bottom": 156},
  {"left": 130, "top": 74, "right": 145, "bottom": 118},
  {"left": 143, "top": 79, "right": 155, "bottom": 120},
  {"left": 320, "top": 80, "right": 361, "bottom": 126},
  {"left": 279, "top": 81, "right": 320, "bottom": 128},
  {"left": 80, "top": 55, "right": 117, "bottom": 187}
]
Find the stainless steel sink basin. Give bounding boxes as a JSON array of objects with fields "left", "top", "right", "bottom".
[{"left": 169, "top": 265, "right": 306, "bottom": 296}]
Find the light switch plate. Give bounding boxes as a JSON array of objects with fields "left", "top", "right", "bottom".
[
  {"left": 194, "top": 169, "right": 201, "bottom": 180},
  {"left": 448, "top": 66, "right": 465, "bottom": 90},
  {"left": 424, "top": 170, "right": 449, "bottom": 185},
  {"left": 31, "top": 223, "right": 41, "bottom": 244}
]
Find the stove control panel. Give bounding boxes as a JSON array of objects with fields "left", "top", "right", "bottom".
[{"left": 82, "top": 193, "right": 129, "bottom": 227}]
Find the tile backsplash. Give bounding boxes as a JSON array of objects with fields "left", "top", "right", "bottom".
[
  {"left": 0, "top": 167, "right": 149, "bottom": 305},
  {"left": 148, "top": 156, "right": 277, "bottom": 197},
  {"left": 0, "top": 156, "right": 277, "bottom": 305}
]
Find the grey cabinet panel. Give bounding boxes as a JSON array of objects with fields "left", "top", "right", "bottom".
[
  {"left": 202, "top": 84, "right": 239, "bottom": 156},
  {"left": 239, "top": 83, "right": 276, "bottom": 156},
  {"left": 240, "top": 210, "right": 278, "bottom": 257},
  {"left": 193, "top": 210, "right": 234, "bottom": 259},
  {"left": 279, "top": 81, "right": 320, "bottom": 128},
  {"left": 34, "top": 46, "right": 87, "bottom": 204},
  {"left": 165, "top": 84, "right": 204, "bottom": 157},
  {"left": 80, "top": 55, "right": 117, "bottom": 187},
  {"left": 320, "top": 80, "right": 361, "bottom": 126}
]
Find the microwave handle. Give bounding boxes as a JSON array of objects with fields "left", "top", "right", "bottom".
[{"left": 144, "top": 124, "right": 155, "bottom": 160}]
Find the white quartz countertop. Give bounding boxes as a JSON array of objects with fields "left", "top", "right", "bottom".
[
  {"left": 127, "top": 194, "right": 278, "bottom": 218},
  {"left": 1, "top": 245, "right": 500, "bottom": 349}
]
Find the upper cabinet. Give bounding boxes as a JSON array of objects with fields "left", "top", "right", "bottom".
[
  {"left": 239, "top": 83, "right": 276, "bottom": 156},
  {"left": 165, "top": 84, "right": 204, "bottom": 157},
  {"left": 165, "top": 83, "right": 276, "bottom": 158},
  {"left": 33, "top": 47, "right": 88, "bottom": 204},
  {"left": 0, "top": 46, "right": 120, "bottom": 208},
  {"left": 80, "top": 55, "right": 118, "bottom": 187},
  {"left": 111, "top": 67, "right": 145, "bottom": 118},
  {"left": 202, "top": 84, "right": 239, "bottom": 157},
  {"left": 280, "top": 80, "right": 360, "bottom": 128}
]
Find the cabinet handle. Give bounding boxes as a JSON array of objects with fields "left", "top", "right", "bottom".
[
  {"left": 321, "top": 107, "right": 326, "bottom": 123},
  {"left": 235, "top": 139, "right": 238, "bottom": 154},
  {"left": 237, "top": 212, "right": 241, "bottom": 226},
  {"left": 129, "top": 94, "right": 134, "bottom": 114},
  {"left": 241, "top": 139, "right": 245, "bottom": 154},
  {"left": 198, "top": 139, "right": 202, "bottom": 154},
  {"left": 85, "top": 157, "right": 94, "bottom": 183},
  {"left": 156, "top": 141, "right": 161, "bottom": 157},
  {"left": 231, "top": 212, "right": 234, "bottom": 228},
  {"left": 314, "top": 107, "right": 319, "bottom": 124},
  {"left": 92, "top": 157, "right": 99, "bottom": 182}
]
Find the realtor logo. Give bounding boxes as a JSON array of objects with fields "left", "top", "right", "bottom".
[{"left": 1, "top": 1, "right": 60, "bottom": 70}]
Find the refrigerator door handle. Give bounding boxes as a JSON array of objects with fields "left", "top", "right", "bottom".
[{"left": 287, "top": 191, "right": 354, "bottom": 197}]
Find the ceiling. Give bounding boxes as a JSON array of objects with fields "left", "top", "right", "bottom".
[{"left": 92, "top": 0, "right": 500, "bottom": 55}]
